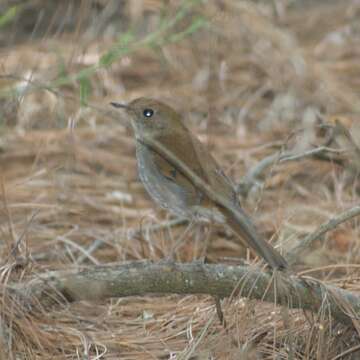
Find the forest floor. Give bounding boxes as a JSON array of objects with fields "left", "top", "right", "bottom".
[{"left": 1, "top": 1, "right": 360, "bottom": 358}]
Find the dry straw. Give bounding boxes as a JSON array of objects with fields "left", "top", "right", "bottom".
[{"left": 1, "top": 0, "right": 360, "bottom": 358}]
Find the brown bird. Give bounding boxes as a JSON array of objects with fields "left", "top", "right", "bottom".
[{"left": 110, "top": 98, "right": 287, "bottom": 269}]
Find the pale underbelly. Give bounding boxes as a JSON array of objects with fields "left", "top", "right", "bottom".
[{"left": 136, "top": 143, "right": 194, "bottom": 218}]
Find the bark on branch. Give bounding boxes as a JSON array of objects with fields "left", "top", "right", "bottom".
[{"left": 19, "top": 261, "right": 360, "bottom": 326}]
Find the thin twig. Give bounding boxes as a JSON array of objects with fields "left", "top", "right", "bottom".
[
  {"left": 279, "top": 146, "right": 342, "bottom": 162},
  {"left": 9, "top": 210, "right": 40, "bottom": 259},
  {"left": 286, "top": 205, "right": 360, "bottom": 265},
  {"left": 331, "top": 343, "right": 360, "bottom": 360},
  {"left": 238, "top": 146, "right": 342, "bottom": 197},
  {"left": 76, "top": 218, "right": 186, "bottom": 264},
  {"left": 57, "top": 236, "right": 100, "bottom": 265}
]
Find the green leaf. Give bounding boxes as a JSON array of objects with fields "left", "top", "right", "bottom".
[
  {"left": 99, "top": 32, "right": 134, "bottom": 67},
  {"left": 79, "top": 76, "right": 91, "bottom": 107},
  {"left": 0, "top": 5, "right": 19, "bottom": 28}
]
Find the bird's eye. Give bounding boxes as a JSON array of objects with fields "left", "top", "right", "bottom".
[{"left": 143, "top": 109, "right": 154, "bottom": 118}]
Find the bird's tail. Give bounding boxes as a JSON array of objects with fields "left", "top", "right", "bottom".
[{"left": 219, "top": 205, "right": 288, "bottom": 270}]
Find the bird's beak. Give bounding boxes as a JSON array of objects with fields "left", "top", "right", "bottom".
[{"left": 110, "top": 102, "right": 128, "bottom": 109}]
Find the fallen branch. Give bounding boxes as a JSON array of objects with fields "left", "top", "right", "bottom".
[{"left": 18, "top": 261, "right": 360, "bottom": 326}]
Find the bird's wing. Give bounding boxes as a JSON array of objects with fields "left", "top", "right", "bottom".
[
  {"left": 190, "top": 134, "right": 239, "bottom": 206},
  {"left": 149, "top": 130, "right": 208, "bottom": 206},
  {"left": 151, "top": 129, "right": 238, "bottom": 207}
]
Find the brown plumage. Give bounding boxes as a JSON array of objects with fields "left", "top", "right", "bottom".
[{"left": 110, "top": 97, "right": 287, "bottom": 269}]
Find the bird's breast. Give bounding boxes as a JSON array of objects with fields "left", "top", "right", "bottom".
[{"left": 135, "top": 142, "right": 194, "bottom": 218}]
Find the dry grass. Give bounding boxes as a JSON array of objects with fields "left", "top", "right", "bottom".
[{"left": 1, "top": 0, "right": 360, "bottom": 358}]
